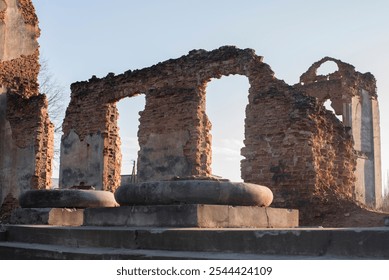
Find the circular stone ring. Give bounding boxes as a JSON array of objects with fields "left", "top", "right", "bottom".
[
  {"left": 115, "top": 180, "right": 273, "bottom": 207},
  {"left": 19, "top": 189, "right": 118, "bottom": 208}
]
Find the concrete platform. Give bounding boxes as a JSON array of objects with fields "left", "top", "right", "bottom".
[
  {"left": 84, "top": 205, "right": 298, "bottom": 228},
  {"left": 9, "top": 205, "right": 299, "bottom": 228},
  {"left": 1, "top": 225, "right": 389, "bottom": 259},
  {"left": 10, "top": 208, "right": 84, "bottom": 226}
]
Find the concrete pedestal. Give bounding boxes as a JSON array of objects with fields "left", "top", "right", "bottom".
[
  {"left": 11, "top": 208, "right": 84, "bottom": 226},
  {"left": 10, "top": 205, "right": 298, "bottom": 228},
  {"left": 85, "top": 205, "right": 298, "bottom": 228}
]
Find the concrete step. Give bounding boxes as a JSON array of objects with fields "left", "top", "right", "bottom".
[
  {"left": 1, "top": 225, "right": 389, "bottom": 259},
  {"left": 0, "top": 241, "right": 330, "bottom": 260}
]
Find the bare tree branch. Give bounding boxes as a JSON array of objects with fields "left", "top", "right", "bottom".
[{"left": 38, "top": 58, "right": 67, "bottom": 171}]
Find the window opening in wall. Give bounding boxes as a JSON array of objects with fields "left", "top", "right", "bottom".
[
  {"left": 206, "top": 75, "right": 249, "bottom": 182},
  {"left": 117, "top": 94, "right": 145, "bottom": 183},
  {"left": 316, "top": 61, "right": 339, "bottom": 77},
  {"left": 324, "top": 99, "right": 343, "bottom": 122}
]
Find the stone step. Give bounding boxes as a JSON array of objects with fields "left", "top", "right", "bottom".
[
  {"left": 1, "top": 225, "right": 389, "bottom": 259},
  {"left": 0, "top": 241, "right": 328, "bottom": 260}
]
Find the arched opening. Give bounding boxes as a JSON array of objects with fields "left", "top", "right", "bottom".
[
  {"left": 117, "top": 94, "right": 145, "bottom": 184},
  {"left": 316, "top": 61, "right": 339, "bottom": 77},
  {"left": 206, "top": 75, "right": 249, "bottom": 182}
]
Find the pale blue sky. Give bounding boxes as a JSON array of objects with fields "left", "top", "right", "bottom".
[{"left": 34, "top": 0, "right": 389, "bottom": 189}]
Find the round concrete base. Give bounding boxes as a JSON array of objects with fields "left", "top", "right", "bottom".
[
  {"left": 19, "top": 189, "right": 118, "bottom": 208},
  {"left": 115, "top": 180, "right": 273, "bottom": 207}
]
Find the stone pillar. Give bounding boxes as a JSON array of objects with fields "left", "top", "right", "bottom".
[
  {"left": 137, "top": 86, "right": 211, "bottom": 182},
  {"left": 352, "top": 91, "right": 382, "bottom": 207},
  {"left": 59, "top": 100, "right": 121, "bottom": 192}
]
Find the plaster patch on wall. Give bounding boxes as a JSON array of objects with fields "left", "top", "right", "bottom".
[{"left": 59, "top": 129, "right": 104, "bottom": 189}]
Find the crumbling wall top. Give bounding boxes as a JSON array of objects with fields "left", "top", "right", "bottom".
[
  {"left": 69, "top": 46, "right": 271, "bottom": 103},
  {"left": 299, "top": 56, "right": 355, "bottom": 83},
  {"left": 16, "top": 0, "right": 39, "bottom": 27},
  {"left": 299, "top": 56, "right": 376, "bottom": 97},
  {"left": 0, "top": 0, "right": 40, "bottom": 98}
]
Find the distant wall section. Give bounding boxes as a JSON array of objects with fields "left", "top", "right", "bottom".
[{"left": 297, "top": 57, "right": 382, "bottom": 208}]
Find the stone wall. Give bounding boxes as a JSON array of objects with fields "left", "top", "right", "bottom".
[
  {"left": 60, "top": 46, "right": 367, "bottom": 215},
  {"left": 297, "top": 57, "right": 382, "bottom": 208},
  {"left": 0, "top": 0, "right": 53, "bottom": 207},
  {"left": 241, "top": 82, "right": 356, "bottom": 214},
  {"left": 60, "top": 47, "right": 272, "bottom": 189}
]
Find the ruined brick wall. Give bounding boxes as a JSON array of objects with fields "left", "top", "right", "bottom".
[
  {"left": 61, "top": 47, "right": 270, "bottom": 189},
  {"left": 0, "top": 0, "right": 40, "bottom": 98},
  {"left": 0, "top": 0, "right": 53, "bottom": 207},
  {"left": 242, "top": 85, "right": 318, "bottom": 205},
  {"left": 0, "top": 50, "right": 40, "bottom": 98},
  {"left": 60, "top": 80, "right": 124, "bottom": 190},
  {"left": 138, "top": 87, "right": 209, "bottom": 180},
  {"left": 240, "top": 87, "right": 356, "bottom": 225},
  {"left": 297, "top": 57, "right": 382, "bottom": 208},
  {"left": 60, "top": 46, "right": 366, "bottom": 219},
  {"left": 6, "top": 93, "right": 53, "bottom": 189},
  {"left": 311, "top": 110, "right": 355, "bottom": 200},
  {"left": 241, "top": 80, "right": 356, "bottom": 210}
]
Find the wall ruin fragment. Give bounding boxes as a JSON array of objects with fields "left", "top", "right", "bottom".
[
  {"left": 297, "top": 57, "right": 382, "bottom": 208},
  {"left": 59, "top": 46, "right": 381, "bottom": 212},
  {"left": 0, "top": 0, "right": 53, "bottom": 208}
]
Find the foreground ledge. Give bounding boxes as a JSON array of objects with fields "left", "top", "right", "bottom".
[
  {"left": 10, "top": 205, "right": 298, "bottom": 228},
  {"left": 84, "top": 205, "right": 298, "bottom": 228}
]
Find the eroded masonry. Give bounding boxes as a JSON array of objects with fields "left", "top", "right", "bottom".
[
  {"left": 0, "top": 0, "right": 53, "bottom": 208},
  {"left": 0, "top": 1, "right": 382, "bottom": 214},
  {"left": 59, "top": 47, "right": 381, "bottom": 208}
]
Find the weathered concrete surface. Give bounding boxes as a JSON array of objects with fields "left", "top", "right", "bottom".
[
  {"left": 10, "top": 208, "right": 84, "bottom": 226},
  {"left": 59, "top": 130, "right": 105, "bottom": 189},
  {"left": 19, "top": 189, "right": 118, "bottom": 208},
  {"left": 83, "top": 205, "right": 298, "bottom": 228},
  {"left": 0, "top": 0, "right": 39, "bottom": 62},
  {"left": 48, "top": 208, "right": 84, "bottom": 226},
  {"left": 9, "top": 208, "right": 50, "bottom": 224},
  {"left": 1, "top": 225, "right": 389, "bottom": 259},
  {"left": 0, "top": 224, "right": 6, "bottom": 241},
  {"left": 115, "top": 180, "right": 273, "bottom": 207},
  {"left": 0, "top": 243, "right": 323, "bottom": 260},
  {"left": 352, "top": 90, "right": 381, "bottom": 207},
  {"left": 8, "top": 204, "right": 297, "bottom": 228}
]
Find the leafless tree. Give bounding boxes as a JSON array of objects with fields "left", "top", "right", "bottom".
[{"left": 38, "top": 58, "right": 67, "bottom": 171}]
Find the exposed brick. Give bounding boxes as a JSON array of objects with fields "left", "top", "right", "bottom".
[{"left": 60, "top": 46, "right": 367, "bottom": 217}]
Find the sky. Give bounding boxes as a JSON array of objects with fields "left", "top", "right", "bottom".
[{"left": 33, "top": 0, "right": 389, "bottom": 191}]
